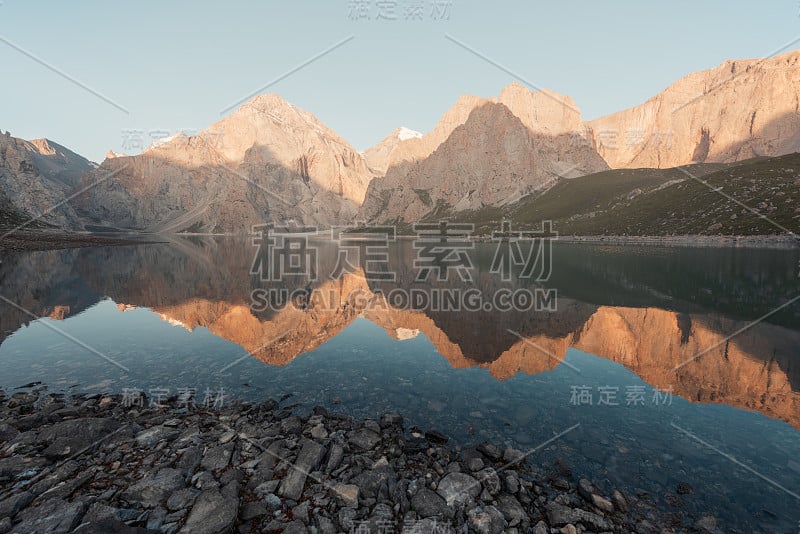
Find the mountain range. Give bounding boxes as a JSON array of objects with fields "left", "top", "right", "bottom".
[{"left": 2, "top": 50, "right": 800, "bottom": 235}]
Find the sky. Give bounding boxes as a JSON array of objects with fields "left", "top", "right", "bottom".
[{"left": 1, "top": 0, "right": 798, "bottom": 162}]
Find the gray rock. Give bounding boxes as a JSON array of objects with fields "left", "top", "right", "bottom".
[
  {"left": 502, "top": 448, "right": 526, "bottom": 465},
  {"left": 123, "top": 468, "right": 185, "bottom": 507},
  {"left": 135, "top": 425, "right": 179, "bottom": 447},
  {"left": 380, "top": 413, "right": 403, "bottom": 428},
  {"left": 577, "top": 478, "right": 594, "bottom": 501},
  {"left": 411, "top": 488, "right": 452, "bottom": 519},
  {"left": 283, "top": 520, "right": 308, "bottom": 534},
  {"left": 612, "top": 489, "right": 628, "bottom": 512},
  {"left": 315, "top": 515, "right": 336, "bottom": 534},
  {"left": 12, "top": 497, "right": 85, "bottom": 533},
  {"left": 179, "top": 489, "right": 237, "bottom": 534},
  {"left": 166, "top": 488, "right": 198, "bottom": 511},
  {"left": 38, "top": 417, "right": 120, "bottom": 446},
  {"left": 477, "top": 467, "right": 501, "bottom": 496},
  {"left": 0, "top": 491, "right": 33, "bottom": 519},
  {"left": 545, "top": 502, "right": 611, "bottom": 531},
  {"left": 279, "top": 439, "right": 326, "bottom": 500},
  {"left": 0, "top": 423, "right": 19, "bottom": 443},
  {"left": 347, "top": 428, "right": 381, "bottom": 450},
  {"left": 176, "top": 446, "right": 202, "bottom": 473},
  {"left": 466, "top": 457, "right": 484, "bottom": 472},
  {"left": 292, "top": 501, "right": 310, "bottom": 524},
  {"left": 503, "top": 473, "right": 520, "bottom": 494},
  {"left": 200, "top": 443, "right": 233, "bottom": 471},
  {"left": 83, "top": 502, "right": 143, "bottom": 523},
  {"left": 467, "top": 505, "right": 506, "bottom": 534},
  {"left": 263, "top": 493, "right": 282, "bottom": 511},
  {"left": 477, "top": 443, "right": 502, "bottom": 461},
  {"left": 591, "top": 493, "right": 614, "bottom": 513},
  {"left": 496, "top": 494, "right": 526, "bottom": 527},
  {"left": 531, "top": 520, "right": 548, "bottom": 534},
  {"left": 309, "top": 424, "right": 328, "bottom": 439},
  {"left": 436, "top": 472, "right": 480, "bottom": 506},
  {"left": 329, "top": 482, "right": 359, "bottom": 508},
  {"left": 240, "top": 501, "right": 268, "bottom": 520},
  {"left": 325, "top": 443, "right": 344, "bottom": 473}
]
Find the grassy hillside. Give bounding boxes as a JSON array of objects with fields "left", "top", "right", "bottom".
[{"left": 424, "top": 154, "right": 800, "bottom": 237}]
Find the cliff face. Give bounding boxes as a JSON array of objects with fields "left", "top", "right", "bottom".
[
  {"left": 359, "top": 85, "right": 609, "bottom": 223},
  {"left": 74, "top": 95, "right": 374, "bottom": 233},
  {"left": 586, "top": 50, "right": 800, "bottom": 168},
  {"left": 0, "top": 132, "right": 93, "bottom": 230}
]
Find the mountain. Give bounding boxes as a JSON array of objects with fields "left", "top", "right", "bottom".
[
  {"left": 363, "top": 127, "right": 423, "bottom": 176},
  {"left": 0, "top": 131, "right": 94, "bottom": 230},
  {"left": 73, "top": 94, "right": 374, "bottom": 233},
  {"left": 359, "top": 84, "right": 609, "bottom": 223},
  {"left": 587, "top": 50, "right": 800, "bottom": 168}
]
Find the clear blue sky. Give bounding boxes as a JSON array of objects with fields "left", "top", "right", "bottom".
[{"left": 1, "top": 0, "right": 798, "bottom": 162}]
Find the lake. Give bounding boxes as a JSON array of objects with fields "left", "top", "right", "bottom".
[{"left": 0, "top": 236, "right": 798, "bottom": 531}]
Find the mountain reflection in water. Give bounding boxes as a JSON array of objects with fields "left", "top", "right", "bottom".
[{"left": 1, "top": 237, "right": 797, "bottom": 429}]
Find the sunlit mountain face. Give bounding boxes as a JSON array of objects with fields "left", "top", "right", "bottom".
[{"left": 0, "top": 237, "right": 798, "bottom": 530}]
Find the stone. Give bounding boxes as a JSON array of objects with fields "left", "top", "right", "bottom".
[
  {"left": 310, "top": 424, "right": 328, "bottom": 439},
  {"left": 695, "top": 515, "right": 721, "bottom": 533},
  {"left": 503, "top": 473, "right": 520, "bottom": 494},
  {"left": 577, "top": 478, "right": 594, "bottom": 501},
  {"left": 179, "top": 489, "right": 237, "bottom": 534},
  {"left": 200, "top": 443, "right": 233, "bottom": 471},
  {"left": 496, "top": 494, "right": 526, "bottom": 527},
  {"left": 241, "top": 501, "right": 268, "bottom": 521},
  {"left": 410, "top": 488, "right": 452, "bottom": 519},
  {"left": 545, "top": 502, "right": 611, "bottom": 531},
  {"left": 0, "top": 490, "right": 33, "bottom": 519},
  {"left": 347, "top": 428, "right": 381, "bottom": 450},
  {"left": 466, "top": 457, "right": 484, "bottom": 472},
  {"left": 166, "top": 488, "right": 198, "bottom": 511},
  {"left": 283, "top": 520, "right": 308, "bottom": 534},
  {"left": 612, "top": 489, "right": 629, "bottom": 512},
  {"left": 0, "top": 423, "right": 19, "bottom": 443},
  {"left": 502, "top": 448, "right": 526, "bottom": 465},
  {"left": 380, "top": 413, "right": 403, "bottom": 428},
  {"left": 531, "top": 520, "right": 548, "bottom": 534},
  {"left": 424, "top": 430, "right": 449, "bottom": 444},
  {"left": 264, "top": 493, "right": 282, "bottom": 511},
  {"left": 436, "top": 472, "right": 480, "bottom": 506},
  {"left": 476, "top": 443, "right": 502, "bottom": 461},
  {"left": 591, "top": 493, "right": 614, "bottom": 513},
  {"left": 135, "top": 425, "right": 179, "bottom": 447},
  {"left": 279, "top": 439, "right": 326, "bottom": 500},
  {"left": 467, "top": 505, "right": 506, "bottom": 534},
  {"left": 12, "top": 497, "right": 86, "bottom": 533},
  {"left": 330, "top": 483, "right": 359, "bottom": 508},
  {"left": 123, "top": 468, "right": 185, "bottom": 507},
  {"left": 477, "top": 467, "right": 501, "bottom": 496}
]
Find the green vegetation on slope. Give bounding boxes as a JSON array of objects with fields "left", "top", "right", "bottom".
[{"left": 422, "top": 155, "right": 800, "bottom": 237}]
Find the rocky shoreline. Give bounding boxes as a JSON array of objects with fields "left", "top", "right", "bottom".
[
  {"left": 0, "top": 231, "right": 155, "bottom": 252},
  {"left": 0, "top": 389, "right": 696, "bottom": 534}
]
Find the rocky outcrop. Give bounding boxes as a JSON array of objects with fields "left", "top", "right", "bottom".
[
  {"left": 73, "top": 94, "right": 374, "bottom": 233},
  {"left": 586, "top": 50, "right": 800, "bottom": 168},
  {"left": 0, "top": 132, "right": 93, "bottom": 230}
]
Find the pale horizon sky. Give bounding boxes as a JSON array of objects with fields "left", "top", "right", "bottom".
[{"left": 1, "top": 0, "right": 799, "bottom": 162}]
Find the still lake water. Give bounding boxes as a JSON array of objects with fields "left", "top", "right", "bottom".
[{"left": 0, "top": 237, "right": 798, "bottom": 531}]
